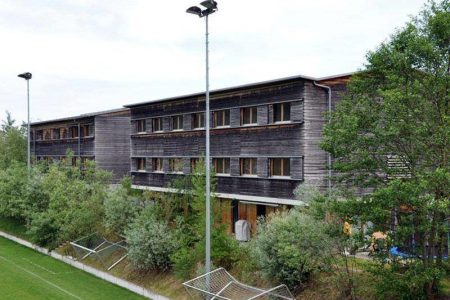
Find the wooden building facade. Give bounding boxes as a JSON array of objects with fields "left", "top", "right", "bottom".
[
  {"left": 30, "top": 108, "right": 131, "bottom": 183},
  {"left": 125, "top": 73, "right": 351, "bottom": 233}
]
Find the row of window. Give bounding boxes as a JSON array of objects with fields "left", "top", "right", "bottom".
[
  {"left": 134, "top": 102, "right": 292, "bottom": 133},
  {"left": 34, "top": 124, "right": 93, "bottom": 141},
  {"left": 133, "top": 157, "right": 291, "bottom": 177},
  {"left": 35, "top": 156, "right": 93, "bottom": 166}
]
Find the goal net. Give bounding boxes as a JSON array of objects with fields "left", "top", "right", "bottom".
[
  {"left": 70, "top": 233, "right": 128, "bottom": 271},
  {"left": 183, "top": 268, "right": 294, "bottom": 300}
]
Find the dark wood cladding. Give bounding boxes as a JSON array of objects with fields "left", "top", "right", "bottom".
[
  {"left": 94, "top": 116, "right": 131, "bottom": 183},
  {"left": 33, "top": 138, "right": 94, "bottom": 156},
  {"left": 31, "top": 110, "right": 131, "bottom": 183},
  {"left": 131, "top": 82, "right": 304, "bottom": 120},
  {"left": 132, "top": 173, "right": 298, "bottom": 199},
  {"left": 129, "top": 79, "right": 344, "bottom": 202},
  {"left": 132, "top": 124, "right": 303, "bottom": 158}
]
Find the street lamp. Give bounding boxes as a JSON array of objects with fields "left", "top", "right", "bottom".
[
  {"left": 186, "top": 0, "right": 218, "bottom": 275},
  {"left": 17, "top": 72, "right": 32, "bottom": 173}
]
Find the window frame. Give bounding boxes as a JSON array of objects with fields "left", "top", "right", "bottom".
[
  {"left": 269, "top": 158, "right": 291, "bottom": 178},
  {"left": 192, "top": 112, "right": 205, "bottom": 129},
  {"left": 273, "top": 102, "right": 291, "bottom": 123},
  {"left": 152, "top": 118, "right": 163, "bottom": 133},
  {"left": 136, "top": 119, "right": 146, "bottom": 133},
  {"left": 152, "top": 158, "right": 163, "bottom": 172},
  {"left": 240, "top": 158, "right": 257, "bottom": 176},
  {"left": 136, "top": 157, "right": 146, "bottom": 171},
  {"left": 240, "top": 106, "right": 258, "bottom": 126},
  {"left": 171, "top": 115, "right": 184, "bottom": 131},
  {"left": 213, "top": 158, "right": 230, "bottom": 175},
  {"left": 212, "top": 109, "right": 230, "bottom": 128},
  {"left": 169, "top": 158, "right": 184, "bottom": 173}
]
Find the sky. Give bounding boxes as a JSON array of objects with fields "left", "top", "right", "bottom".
[{"left": 0, "top": 0, "right": 427, "bottom": 124}]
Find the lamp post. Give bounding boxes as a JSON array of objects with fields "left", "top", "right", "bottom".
[
  {"left": 186, "top": 0, "right": 218, "bottom": 275},
  {"left": 17, "top": 72, "right": 32, "bottom": 174}
]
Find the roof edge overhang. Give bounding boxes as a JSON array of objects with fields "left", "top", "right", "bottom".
[{"left": 124, "top": 71, "right": 356, "bottom": 108}]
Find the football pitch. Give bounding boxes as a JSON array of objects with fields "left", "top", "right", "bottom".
[{"left": 0, "top": 237, "right": 146, "bottom": 300}]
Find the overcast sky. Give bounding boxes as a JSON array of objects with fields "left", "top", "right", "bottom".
[{"left": 0, "top": 0, "right": 427, "bottom": 124}]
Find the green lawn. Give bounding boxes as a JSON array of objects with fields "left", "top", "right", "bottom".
[{"left": 0, "top": 237, "right": 146, "bottom": 300}]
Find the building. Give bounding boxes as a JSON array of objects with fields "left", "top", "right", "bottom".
[
  {"left": 30, "top": 108, "right": 131, "bottom": 183},
  {"left": 125, "top": 73, "right": 352, "bottom": 233}
]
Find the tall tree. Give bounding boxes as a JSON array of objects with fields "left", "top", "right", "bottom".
[
  {"left": 0, "top": 111, "right": 27, "bottom": 169},
  {"left": 322, "top": 1, "right": 449, "bottom": 298}
]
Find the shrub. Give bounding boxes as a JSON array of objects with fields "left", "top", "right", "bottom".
[
  {"left": 253, "top": 209, "right": 333, "bottom": 291},
  {"left": 126, "top": 207, "right": 178, "bottom": 271},
  {"left": 104, "top": 177, "right": 144, "bottom": 234}
]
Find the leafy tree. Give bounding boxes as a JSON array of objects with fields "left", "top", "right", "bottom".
[
  {"left": 126, "top": 207, "right": 178, "bottom": 271},
  {"left": 321, "top": 1, "right": 450, "bottom": 298},
  {"left": 252, "top": 210, "right": 333, "bottom": 292},
  {"left": 104, "top": 176, "right": 145, "bottom": 234},
  {"left": 0, "top": 111, "right": 26, "bottom": 169},
  {"left": 170, "top": 159, "right": 239, "bottom": 278}
]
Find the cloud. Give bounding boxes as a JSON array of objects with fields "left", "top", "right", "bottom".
[{"left": 0, "top": 0, "right": 426, "bottom": 123}]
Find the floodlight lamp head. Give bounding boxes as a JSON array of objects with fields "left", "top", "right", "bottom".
[
  {"left": 18, "top": 72, "right": 32, "bottom": 80},
  {"left": 186, "top": 6, "right": 203, "bottom": 17},
  {"left": 200, "top": 0, "right": 217, "bottom": 10}
]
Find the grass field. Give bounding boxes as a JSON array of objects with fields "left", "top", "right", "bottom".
[{"left": 0, "top": 237, "right": 146, "bottom": 300}]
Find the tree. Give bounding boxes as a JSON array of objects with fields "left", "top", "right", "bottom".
[
  {"left": 0, "top": 111, "right": 26, "bottom": 169},
  {"left": 252, "top": 210, "right": 333, "bottom": 292},
  {"left": 321, "top": 1, "right": 449, "bottom": 298}
]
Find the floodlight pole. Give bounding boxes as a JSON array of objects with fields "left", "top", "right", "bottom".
[
  {"left": 17, "top": 72, "right": 32, "bottom": 174},
  {"left": 204, "top": 12, "right": 212, "bottom": 276},
  {"left": 186, "top": 1, "right": 217, "bottom": 277}
]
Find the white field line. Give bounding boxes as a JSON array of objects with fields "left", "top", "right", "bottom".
[
  {"left": 22, "top": 258, "right": 57, "bottom": 274},
  {"left": 0, "top": 256, "right": 82, "bottom": 300},
  {"left": 0, "top": 231, "right": 170, "bottom": 300}
]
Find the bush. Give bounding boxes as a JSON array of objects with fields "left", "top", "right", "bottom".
[
  {"left": 253, "top": 209, "right": 333, "bottom": 291},
  {"left": 0, "top": 162, "right": 29, "bottom": 219},
  {"left": 126, "top": 207, "right": 178, "bottom": 271},
  {"left": 104, "top": 177, "right": 144, "bottom": 234}
]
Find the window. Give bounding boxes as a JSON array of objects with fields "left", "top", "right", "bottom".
[
  {"left": 190, "top": 158, "right": 200, "bottom": 173},
  {"left": 36, "top": 130, "right": 43, "bottom": 141},
  {"left": 136, "top": 120, "right": 146, "bottom": 133},
  {"left": 152, "top": 118, "right": 163, "bottom": 132},
  {"left": 44, "top": 129, "right": 51, "bottom": 140},
  {"left": 136, "top": 158, "right": 146, "bottom": 171},
  {"left": 169, "top": 158, "right": 183, "bottom": 173},
  {"left": 192, "top": 112, "right": 205, "bottom": 129},
  {"left": 152, "top": 158, "right": 163, "bottom": 172},
  {"left": 60, "top": 128, "right": 67, "bottom": 139},
  {"left": 213, "top": 110, "right": 230, "bottom": 127},
  {"left": 71, "top": 157, "right": 78, "bottom": 166},
  {"left": 81, "top": 157, "right": 93, "bottom": 168},
  {"left": 240, "top": 158, "right": 257, "bottom": 175},
  {"left": 241, "top": 106, "right": 257, "bottom": 125},
  {"left": 81, "top": 124, "right": 92, "bottom": 137},
  {"left": 273, "top": 103, "right": 291, "bottom": 122},
  {"left": 52, "top": 128, "right": 60, "bottom": 140},
  {"left": 172, "top": 115, "right": 183, "bottom": 130},
  {"left": 269, "top": 158, "right": 291, "bottom": 177},
  {"left": 213, "top": 158, "right": 230, "bottom": 174},
  {"left": 69, "top": 126, "right": 79, "bottom": 138}
]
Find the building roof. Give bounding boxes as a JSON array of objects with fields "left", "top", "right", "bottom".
[
  {"left": 124, "top": 72, "right": 355, "bottom": 108},
  {"left": 31, "top": 108, "right": 129, "bottom": 126}
]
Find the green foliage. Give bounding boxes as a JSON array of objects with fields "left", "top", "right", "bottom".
[
  {"left": 252, "top": 209, "right": 333, "bottom": 291},
  {"left": 126, "top": 207, "right": 178, "bottom": 271},
  {"left": 0, "top": 162, "right": 29, "bottom": 219},
  {"left": 321, "top": 1, "right": 450, "bottom": 298},
  {"left": 371, "top": 261, "right": 445, "bottom": 300},
  {"left": 0, "top": 111, "right": 27, "bottom": 169},
  {"left": 27, "top": 162, "right": 110, "bottom": 248},
  {"left": 104, "top": 177, "right": 145, "bottom": 234},
  {"left": 170, "top": 160, "right": 239, "bottom": 279}
]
